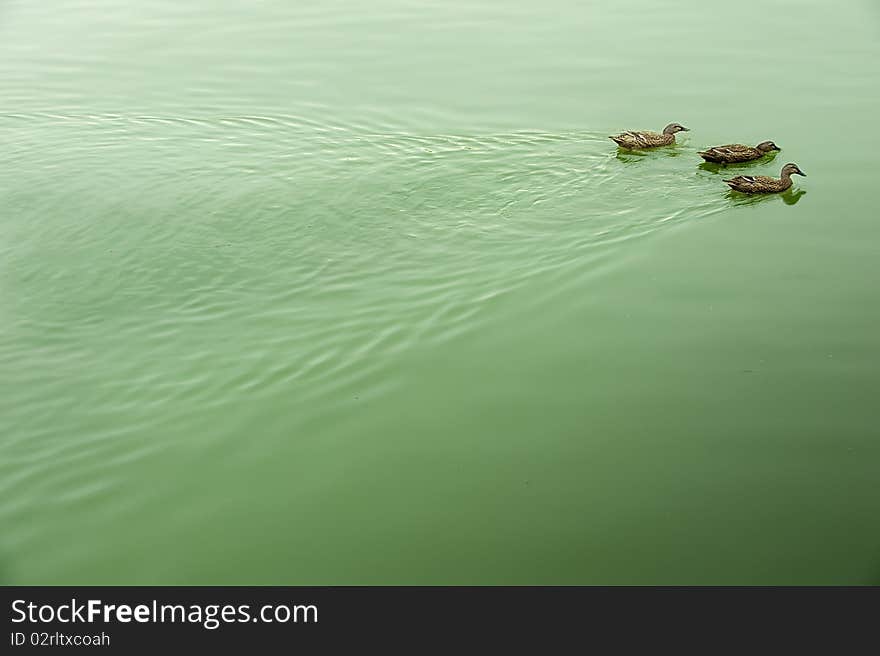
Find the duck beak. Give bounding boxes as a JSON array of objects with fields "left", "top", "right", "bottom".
[{"left": 680, "top": 127, "right": 690, "bottom": 132}]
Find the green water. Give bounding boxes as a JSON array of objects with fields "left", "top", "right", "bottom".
[{"left": 2, "top": 0, "right": 879, "bottom": 585}]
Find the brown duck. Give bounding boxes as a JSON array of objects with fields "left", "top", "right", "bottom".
[
  {"left": 610, "top": 123, "right": 689, "bottom": 149},
  {"left": 724, "top": 163, "right": 806, "bottom": 194},
  {"left": 699, "top": 141, "right": 780, "bottom": 163}
]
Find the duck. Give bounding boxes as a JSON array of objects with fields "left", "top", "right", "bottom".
[
  {"left": 698, "top": 141, "right": 780, "bottom": 164},
  {"left": 723, "top": 163, "right": 806, "bottom": 194},
  {"left": 610, "top": 123, "right": 689, "bottom": 149}
]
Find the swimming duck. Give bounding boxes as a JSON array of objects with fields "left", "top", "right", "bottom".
[
  {"left": 724, "top": 163, "right": 806, "bottom": 193},
  {"left": 699, "top": 141, "right": 780, "bottom": 164},
  {"left": 610, "top": 123, "right": 689, "bottom": 149}
]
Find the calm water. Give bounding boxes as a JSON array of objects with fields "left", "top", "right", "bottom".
[{"left": 2, "top": 0, "right": 879, "bottom": 584}]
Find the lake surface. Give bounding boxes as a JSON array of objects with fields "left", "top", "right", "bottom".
[{"left": 2, "top": 0, "right": 879, "bottom": 584}]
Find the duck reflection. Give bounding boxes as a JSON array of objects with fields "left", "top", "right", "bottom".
[
  {"left": 726, "top": 188, "right": 806, "bottom": 206},
  {"left": 615, "top": 146, "right": 685, "bottom": 164},
  {"left": 781, "top": 188, "right": 807, "bottom": 205}
]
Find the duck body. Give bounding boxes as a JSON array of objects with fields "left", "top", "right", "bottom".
[
  {"left": 610, "top": 122, "right": 688, "bottom": 149},
  {"left": 699, "top": 140, "right": 780, "bottom": 164},
  {"left": 724, "top": 163, "right": 806, "bottom": 194},
  {"left": 611, "top": 130, "right": 673, "bottom": 149}
]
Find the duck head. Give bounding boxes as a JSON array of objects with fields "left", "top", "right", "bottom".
[
  {"left": 662, "top": 123, "right": 690, "bottom": 135},
  {"left": 756, "top": 141, "right": 781, "bottom": 153},
  {"left": 782, "top": 163, "right": 806, "bottom": 177}
]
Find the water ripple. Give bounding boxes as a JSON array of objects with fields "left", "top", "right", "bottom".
[{"left": 0, "top": 111, "right": 728, "bottom": 527}]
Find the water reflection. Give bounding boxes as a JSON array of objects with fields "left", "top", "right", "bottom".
[
  {"left": 726, "top": 188, "right": 807, "bottom": 206},
  {"left": 615, "top": 146, "right": 685, "bottom": 164},
  {"left": 781, "top": 189, "right": 807, "bottom": 205}
]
